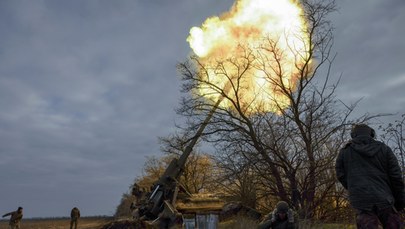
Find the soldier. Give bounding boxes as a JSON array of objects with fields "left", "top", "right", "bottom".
[
  {"left": 336, "top": 124, "right": 405, "bottom": 228},
  {"left": 257, "top": 201, "right": 296, "bottom": 229},
  {"left": 130, "top": 183, "right": 144, "bottom": 220},
  {"left": 70, "top": 207, "right": 81, "bottom": 229},
  {"left": 2, "top": 207, "right": 23, "bottom": 229}
]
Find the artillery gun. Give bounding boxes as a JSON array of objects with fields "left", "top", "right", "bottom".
[
  {"left": 129, "top": 86, "right": 261, "bottom": 228},
  {"left": 132, "top": 99, "right": 223, "bottom": 228}
]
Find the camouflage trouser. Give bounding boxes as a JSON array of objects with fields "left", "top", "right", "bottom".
[
  {"left": 356, "top": 207, "right": 403, "bottom": 229},
  {"left": 70, "top": 219, "right": 78, "bottom": 229},
  {"left": 9, "top": 221, "right": 21, "bottom": 229}
]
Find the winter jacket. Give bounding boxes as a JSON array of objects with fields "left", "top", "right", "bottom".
[
  {"left": 257, "top": 209, "right": 296, "bottom": 229},
  {"left": 335, "top": 135, "right": 405, "bottom": 211},
  {"left": 71, "top": 208, "right": 80, "bottom": 220},
  {"left": 2, "top": 210, "right": 23, "bottom": 226}
]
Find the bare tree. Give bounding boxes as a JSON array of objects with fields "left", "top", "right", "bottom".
[
  {"left": 115, "top": 193, "right": 136, "bottom": 218},
  {"left": 379, "top": 114, "right": 405, "bottom": 180},
  {"left": 175, "top": 0, "right": 366, "bottom": 221},
  {"left": 134, "top": 155, "right": 166, "bottom": 191},
  {"left": 150, "top": 133, "right": 218, "bottom": 194},
  {"left": 214, "top": 148, "right": 259, "bottom": 208}
]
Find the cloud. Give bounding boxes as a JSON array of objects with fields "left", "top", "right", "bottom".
[
  {"left": 0, "top": 0, "right": 242, "bottom": 217},
  {"left": 0, "top": 0, "right": 186, "bottom": 217},
  {"left": 329, "top": 0, "right": 405, "bottom": 118}
]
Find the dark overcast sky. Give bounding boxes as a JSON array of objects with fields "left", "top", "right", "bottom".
[{"left": 0, "top": 0, "right": 404, "bottom": 218}]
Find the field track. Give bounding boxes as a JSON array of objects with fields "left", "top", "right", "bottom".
[{"left": 0, "top": 217, "right": 113, "bottom": 229}]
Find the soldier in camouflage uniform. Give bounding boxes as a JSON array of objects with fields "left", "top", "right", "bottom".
[
  {"left": 2, "top": 207, "right": 23, "bottom": 229},
  {"left": 70, "top": 207, "right": 81, "bottom": 229},
  {"left": 130, "top": 183, "right": 143, "bottom": 220},
  {"left": 336, "top": 124, "right": 405, "bottom": 229},
  {"left": 257, "top": 201, "right": 297, "bottom": 229}
]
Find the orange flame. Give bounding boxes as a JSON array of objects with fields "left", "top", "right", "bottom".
[{"left": 187, "top": 0, "right": 310, "bottom": 114}]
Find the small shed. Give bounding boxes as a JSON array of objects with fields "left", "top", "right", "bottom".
[{"left": 176, "top": 193, "right": 225, "bottom": 229}]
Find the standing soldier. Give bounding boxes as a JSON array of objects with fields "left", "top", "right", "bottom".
[
  {"left": 2, "top": 207, "right": 23, "bottom": 229},
  {"left": 336, "top": 124, "right": 405, "bottom": 228},
  {"left": 70, "top": 207, "right": 81, "bottom": 229}
]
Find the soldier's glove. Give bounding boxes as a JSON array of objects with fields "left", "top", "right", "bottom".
[
  {"left": 270, "top": 210, "right": 277, "bottom": 223},
  {"left": 287, "top": 209, "right": 294, "bottom": 223}
]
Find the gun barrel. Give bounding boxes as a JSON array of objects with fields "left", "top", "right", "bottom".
[
  {"left": 158, "top": 96, "right": 224, "bottom": 185},
  {"left": 177, "top": 97, "right": 224, "bottom": 167},
  {"left": 138, "top": 84, "right": 230, "bottom": 223}
]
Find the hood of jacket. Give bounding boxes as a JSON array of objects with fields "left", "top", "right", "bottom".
[{"left": 349, "top": 136, "right": 383, "bottom": 157}]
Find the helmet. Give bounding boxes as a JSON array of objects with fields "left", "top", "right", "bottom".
[
  {"left": 276, "top": 201, "right": 289, "bottom": 213},
  {"left": 350, "top": 124, "right": 375, "bottom": 138}
]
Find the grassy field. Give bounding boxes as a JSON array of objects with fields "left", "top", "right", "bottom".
[
  {"left": 1, "top": 217, "right": 357, "bottom": 229},
  {"left": 0, "top": 217, "right": 113, "bottom": 229},
  {"left": 219, "top": 218, "right": 356, "bottom": 229}
]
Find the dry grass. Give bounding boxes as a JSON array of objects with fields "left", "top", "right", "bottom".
[
  {"left": 217, "top": 216, "right": 357, "bottom": 229},
  {"left": 0, "top": 217, "right": 113, "bottom": 229},
  {"left": 218, "top": 218, "right": 259, "bottom": 229},
  {"left": 1, "top": 216, "right": 358, "bottom": 229},
  {"left": 299, "top": 222, "right": 356, "bottom": 229}
]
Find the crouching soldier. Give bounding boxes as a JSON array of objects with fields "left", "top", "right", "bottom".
[
  {"left": 257, "top": 201, "right": 297, "bottom": 229},
  {"left": 2, "top": 207, "right": 23, "bottom": 229},
  {"left": 130, "top": 183, "right": 144, "bottom": 220}
]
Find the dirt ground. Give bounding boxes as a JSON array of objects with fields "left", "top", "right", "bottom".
[
  {"left": 0, "top": 217, "right": 113, "bottom": 229},
  {"left": 0, "top": 217, "right": 358, "bottom": 229}
]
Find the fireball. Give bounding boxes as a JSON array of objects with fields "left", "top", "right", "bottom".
[{"left": 187, "top": 0, "right": 310, "bottom": 114}]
